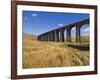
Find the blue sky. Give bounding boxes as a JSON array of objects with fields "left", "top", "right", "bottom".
[{"left": 22, "top": 11, "right": 90, "bottom": 36}]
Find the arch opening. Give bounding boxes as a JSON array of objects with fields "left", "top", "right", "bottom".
[
  {"left": 71, "top": 27, "right": 76, "bottom": 43},
  {"left": 80, "top": 24, "right": 90, "bottom": 43}
]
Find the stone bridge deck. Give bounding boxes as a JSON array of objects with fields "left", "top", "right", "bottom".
[{"left": 37, "top": 18, "right": 89, "bottom": 42}]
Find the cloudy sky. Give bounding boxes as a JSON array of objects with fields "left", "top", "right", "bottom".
[{"left": 22, "top": 11, "right": 89, "bottom": 36}]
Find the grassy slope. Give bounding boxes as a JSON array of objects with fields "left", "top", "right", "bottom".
[
  {"left": 23, "top": 32, "right": 37, "bottom": 40},
  {"left": 22, "top": 33, "right": 89, "bottom": 69}
]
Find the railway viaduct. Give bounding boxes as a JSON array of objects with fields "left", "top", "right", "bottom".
[{"left": 37, "top": 18, "right": 89, "bottom": 42}]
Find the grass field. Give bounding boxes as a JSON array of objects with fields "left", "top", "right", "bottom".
[{"left": 22, "top": 33, "right": 89, "bottom": 69}]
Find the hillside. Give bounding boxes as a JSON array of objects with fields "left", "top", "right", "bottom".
[{"left": 23, "top": 32, "right": 37, "bottom": 40}]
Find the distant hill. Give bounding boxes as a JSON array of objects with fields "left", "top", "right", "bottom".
[{"left": 23, "top": 32, "right": 37, "bottom": 40}]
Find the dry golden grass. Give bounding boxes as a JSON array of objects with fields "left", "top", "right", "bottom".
[{"left": 22, "top": 34, "right": 89, "bottom": 69}]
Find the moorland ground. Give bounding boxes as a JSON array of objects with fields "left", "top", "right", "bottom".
[{"left": 22, "top": 33, "right": 89, "bottom": 69}]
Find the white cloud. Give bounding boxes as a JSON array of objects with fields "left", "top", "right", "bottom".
[
  {"left": 81, "top": 27, "right": 90, "bottom": 36},
  {"left": 58, "top": 24, "right": 63, "bottom": 26},
  {"left": 81, "top": 27, "right": 89, "bottom": 33},
  {"left": 32, "top": 13, "right": 38, "bottom": 17},
  {"left": 81, "top": 32, "right": 89, "bottom": 36},
  {"left": 72, "top": 27, "right": 76, "bottom": 31}
]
